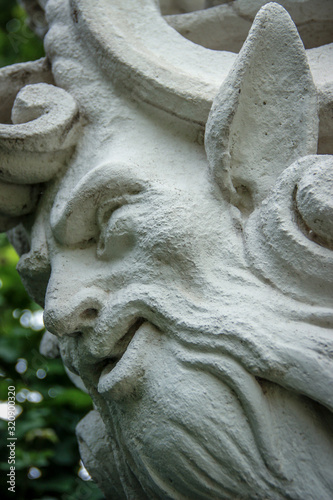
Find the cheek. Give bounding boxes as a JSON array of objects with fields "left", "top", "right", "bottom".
[
  {"left": 146, "top": 234, "right": 199, "bottom": 281},
  {"left": 138, "top": 209, "right": 200, "bottom": 273},
  {"left": 98, "top": 216, "right": 137, "bottom": 260},
  {"left": 97, "top": 195, "right": 210, "bottom": 286}
]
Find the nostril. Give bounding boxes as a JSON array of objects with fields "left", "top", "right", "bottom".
[{"left": 80, "top": 308, "right": 99, "bottom": 320}]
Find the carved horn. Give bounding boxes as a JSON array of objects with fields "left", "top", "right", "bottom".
[
  {"left": 69, "top": 0, "right": 236, "bottom": 125},
  {"left": 66, "top": 0, "right": 332, "bottom": 151},
  {"left": 205, "top": 2, "right": 318, "bottom": 213}
]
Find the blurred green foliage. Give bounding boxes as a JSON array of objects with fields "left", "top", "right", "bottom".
[
  {"left": 0, "top": 0, "right": 44, "bottom": 67},
  {"left": 0, "top": 2, "right": 104, "bottom": 499}
]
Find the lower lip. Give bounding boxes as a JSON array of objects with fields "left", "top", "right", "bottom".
[{"left": 97, "top": 321, "right": 149, "bottom": 397}]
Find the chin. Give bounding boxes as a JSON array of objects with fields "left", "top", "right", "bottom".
[
  {"left": 76, "top": 319, "right": 333, "bottom": 500},
  {"left": 79, "top": 323, "right": 286, "bottom": 499}
]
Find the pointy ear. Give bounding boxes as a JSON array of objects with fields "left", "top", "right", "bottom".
[{"left": 205, "top": 2, "right": 318, "bottom": 214}]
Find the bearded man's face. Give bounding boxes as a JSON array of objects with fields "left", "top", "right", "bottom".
[
  {"left": 17, "top": 118, "right": 329, "bottom": 499},
  {"left": 12, "top": 3, "right": 333, "bottom": 496},
  {"left": 38, "top": 131, "right": 269, "bottom": 498}
]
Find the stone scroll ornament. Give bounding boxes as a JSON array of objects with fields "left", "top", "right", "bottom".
[{"left": 1, "top": 0, "right": 333, "bottom": 498}]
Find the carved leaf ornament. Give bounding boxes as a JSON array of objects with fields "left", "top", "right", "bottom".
[{"left": 1, "top": 0, "right": 333, "bottom": 498}]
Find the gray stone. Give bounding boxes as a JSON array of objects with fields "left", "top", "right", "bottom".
[{"left": 1, "top": 1, "right": 333, "bottom": 498}]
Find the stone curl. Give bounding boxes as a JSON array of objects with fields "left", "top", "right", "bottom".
[
  {"left": 0, "top": 61, "right": 81, "bottom": 231},
  {"left": 245, "top": 155, "right": 333, "bottom": 306}
]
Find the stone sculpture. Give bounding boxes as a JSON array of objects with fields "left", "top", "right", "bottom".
[{"left": 1, "top": 0, "right": 333, "bottom": 498}]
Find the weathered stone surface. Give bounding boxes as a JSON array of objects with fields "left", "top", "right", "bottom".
[{"left": 1, "top": 1, "right": 333, "bottom": 498}]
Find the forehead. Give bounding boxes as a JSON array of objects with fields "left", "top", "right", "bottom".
[
  {"left": 49, "top": 110, "right": 211, "bottom": 246},
  {"left": 56, "top": 102, "right": 207, "bottom": 192}
]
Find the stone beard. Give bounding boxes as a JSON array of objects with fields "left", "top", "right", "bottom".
[
  {"left": 1, "top": 0, "right": 333, "bottom": 499},
  {"left": 73, "top": 300, "right": 333, "bottom": 499}
]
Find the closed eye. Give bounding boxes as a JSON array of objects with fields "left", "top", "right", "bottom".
[
  {"left": 96, "top": 195, "right": 142, "bottom": 260},
  {"left": 50, "top": 162, "right": 148, "bottom": 247},
  {"left": 97, "top": 197, "right": 128, "bottom": 227}
]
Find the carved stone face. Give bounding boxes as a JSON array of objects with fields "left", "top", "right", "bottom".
[
  {"left": 41, "top": 123, "right": 277, "bottom": 498},
  {"left": 42, "top": 118, "right": 245, "bottom": 391},
  {"left": 39, "top": 133, "right": 298, "bottom": 498},
  {"left": 31, "top": 102, "right": 332, "bottom": 499},
  {"left": 8, "top": 1, "right": 333, "bottom": 498}
]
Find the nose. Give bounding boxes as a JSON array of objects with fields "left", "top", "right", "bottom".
[{"left": 44, "top": 284, "right": 107, "bottom": 338}]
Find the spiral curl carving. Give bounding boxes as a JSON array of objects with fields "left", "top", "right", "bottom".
[
  {"left": 245, "top": 155, "right": 333, "bottom": 306},
  {"left": 0, "top": 74, "right": 81, "bottom": 231}
]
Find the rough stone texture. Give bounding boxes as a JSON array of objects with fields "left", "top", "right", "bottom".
[{"left": 1, "top": 1, "right": 333, "bottom": 498}]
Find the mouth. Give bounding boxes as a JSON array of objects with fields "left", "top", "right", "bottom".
[{"left": 94, "top": 317, "right": 146, "bottom": 393}]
